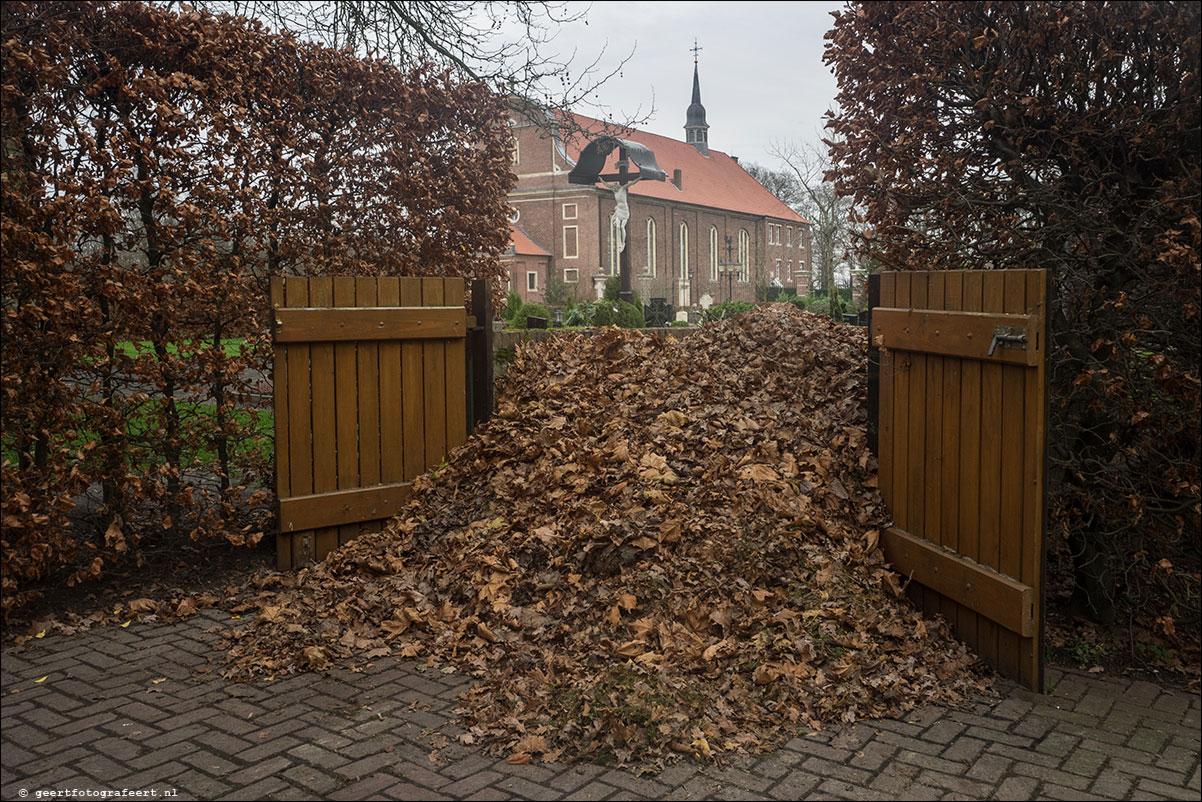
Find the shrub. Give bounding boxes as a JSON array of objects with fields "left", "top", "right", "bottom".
[
  {"left": 602, "top": 276, "right": 642, "bottom": 308},
  {"left": 757, "top": 285, "right": 798, "bottom": 302},
  {"left": 789, "top": 293, "right": 843, "bottom": 319},
  {"left": 543, "top": 275, "right": 573, "bottom": 311},
  {"left": 512, "top": 302, "right": 549, "bottom": 329},
  {"left": 563, "top": 301, "right": 595, "bottom": 327},
  {"left": 0, "top": 0, "right": 515, "bottom": 613},
  {"left": 591, "top": 303, "right": 618, "bottom": 327},
  {"left": 703, "top": 300, "right": 758, "bottom": 323},
  {"left": 614, "top": 300, "right": 645, "bottom": 329},
  {"left": 503, "top": 290, "right": 524, "bottom": 324},
  {"left": 563, "top": 299, "right": 643, "bottom": 328}
]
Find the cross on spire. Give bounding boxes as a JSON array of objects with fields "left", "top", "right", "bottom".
[{"left": 691, "top": 39, "right": 702, "bottom": 64}]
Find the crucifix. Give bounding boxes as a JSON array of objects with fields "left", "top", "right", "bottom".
[
  {"left": 598, "top": 153, "right": 641, "bottom": 286},
  {"left": 567, "top": 135, "right": 667, "bottom": 304}
]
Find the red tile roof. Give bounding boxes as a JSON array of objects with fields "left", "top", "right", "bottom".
[
  {"left": 557, "top": 112, "right": 809, "bottom": 225},
  {"left": 508, "top": 223, "right": 551, "bottom": 257}
]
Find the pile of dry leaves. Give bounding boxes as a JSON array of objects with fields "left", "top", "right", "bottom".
[{"left": 222, "top": 306, "right": 987, "bottom": 767}]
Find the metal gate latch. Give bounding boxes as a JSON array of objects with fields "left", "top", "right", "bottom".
[{"left": 988, "top": 326, "right": 1028, "bottom": 356}]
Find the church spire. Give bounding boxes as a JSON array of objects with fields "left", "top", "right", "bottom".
[{"left": 685, "top": 40, "right": 709, "bottom": 156}]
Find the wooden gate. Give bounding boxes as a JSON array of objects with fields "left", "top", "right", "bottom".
[
  {"left": 270, "top": 276, "right": 482, "bottom": 569},
  {"left": 868, "top": 269, "right": 1048, "bottom": 690}
]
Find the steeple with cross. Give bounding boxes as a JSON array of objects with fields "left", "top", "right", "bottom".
[{"left": 684, "top": 40, "right": 710, "bottom": 155}]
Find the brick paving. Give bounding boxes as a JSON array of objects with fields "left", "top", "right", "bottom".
[{"left": 2, "top": 609, "right": 1198, "bottom": 801}]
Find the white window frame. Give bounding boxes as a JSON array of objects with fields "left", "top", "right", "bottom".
[
  {"left": 562, "top": 203, "right": 577, "bottom": 220},
  {"left": 563, "top": 268, "right": 579, "bottom": 283},
  {"left": 644, "top": 217, "right": 656, "bottom": 277},
  {"left": 738, "top": 229, "right": 750, "bottom": 282},
  {"left": 787, "top": 227, "right": 792, "bottom": 247},
  {"left": 679, "top": 222, "right": 690, "bottom": 283},
  {"left": 709, "top": 226, "right": 719, "bottom": 281},
  {"left": 562, "top": 225, "right": 578, "bottom": 259},
  {"left": 526, "top": 271, "right": 538, "bottom": 292}
]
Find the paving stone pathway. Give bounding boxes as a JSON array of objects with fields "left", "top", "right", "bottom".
[{"left": 2, "top": 609, "right": 1198, "bottom": 800}]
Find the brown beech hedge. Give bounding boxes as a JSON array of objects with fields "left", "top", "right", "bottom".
[
  {"left": 1, "top": 1, "right": 515, "bottom": 613},
  {"left": 825, "top": 2, "right": 1200, "bottom": 637}
]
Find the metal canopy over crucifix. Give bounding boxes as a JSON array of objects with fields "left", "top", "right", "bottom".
[{"left": 568, "top": 136, "right": 666, "bottom": 304}]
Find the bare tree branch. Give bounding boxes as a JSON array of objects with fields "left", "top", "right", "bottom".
[{"left": 172, "top": 1, "right": 651, "bottom": 128}]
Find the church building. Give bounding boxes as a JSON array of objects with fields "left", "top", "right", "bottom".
[{"left": 504, "top": 55, "right": 812, "bottom": 313}]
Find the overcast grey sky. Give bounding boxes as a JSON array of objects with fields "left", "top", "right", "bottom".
[{"left": 540, "top": 1, "right": 846, "bottom": 171}]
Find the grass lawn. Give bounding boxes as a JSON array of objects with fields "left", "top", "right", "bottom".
[
  {"left": 2, "top": 401, "right": 273, "bottom": 472},
  {"left": 113, "top": 338, "right": 253, "bottom": 359}
]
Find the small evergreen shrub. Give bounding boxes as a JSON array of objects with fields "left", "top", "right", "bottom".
[
  {"left": 614, "top": 300, "right": 644, "bottom": 329},
  {"left": 512, "top": 302, "right": 548, "bottom": 329},
  {"left": 503, "top": 289, "right": 524, "bottom": 324},
  {"left": 702, "top": 300, "right": 758, "bottom": 323}
]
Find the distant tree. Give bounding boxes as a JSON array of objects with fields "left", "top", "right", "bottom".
[
  {"left": 543, "top": 273, "right": 573, "bottom": 310},
  {"left": 825, "top": 1, "right": 1200, "bottom": 627},
  {"left": 743, "top": 162, "right": 805, "bottom": 210},
  {"left": 768, "top": 143, "right": 861, "bottom": 319}
]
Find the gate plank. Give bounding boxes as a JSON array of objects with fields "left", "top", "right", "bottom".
[
  {"left": 1023, "top": 270, "right": 1049, "bottom": 689},
  {"left": 378, "top": 278, "right": 404, "bottom": 491},
  {"left": 422, "top": 278, "right": 448, "bottom": 473},
  {"left": 907, "top": 274, "right": 930, "bottom": 615},
  {"left": 869, "top": 309, "right": 1039, "bottom": 365},
  {"left": 939, "top": 272, "right": 963, "bottom": 630},
  {"left": 274, "top": 306, "right": 468, "bottom": 342},
  {"left": 878, "top": 273, "right": 896, "bottom": 522},
  {"left": 882, "top": 527, "right": 1034, "bottom": 637},
  {"left": 279, "top": 483, "right": 413, "bottom": 532},
  {"left": 958, "top": 271, "right": 984, "bottom": 649},
  {"left": 357, "top": 279, "right": 382, "bottom": 538},
  {"left": 401, "top": 279, "right": 426, "bottom": 482},
  {"left": 271, "top": 278, "right": 291, "bottom": 569},
  {"left": 925, "top": 273, "right": 953, "bottom": 628},
  {"left": 997, "top": 272, "right": 1028, "bottom": 679},
  {"left": 284, "top": 279, "right": 314, "bottom": 568},
  {"left": 892, "top": 273, "right": 911, "bottom": 534},
  {"left": 977, "top": 271, "right": 1006, "bottom": 669},
  {"left": 333, "top": 277, "right": 359, "bottom": 547},
  {"left": 308, "top": 277, "right": 340, "bottom": 562},
  {"left": 444, "top": 278, "right": 468, "bottom": 452},
  {"left": 908, "top": 274, "right": 928, "bottom": 549}
]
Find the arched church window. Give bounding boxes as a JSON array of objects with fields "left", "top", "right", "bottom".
[
  {"left": 738, "top": 229, "right": 750, "bottom": 282},
  {"left": 709, "top": 226, "right": 719, "bottom": 281},
  {"left": 645, "top": 218, "right": 656, "bottom": 277}
]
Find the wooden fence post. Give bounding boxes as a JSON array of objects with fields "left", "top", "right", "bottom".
[{"left": 469, "top": 279, "right": 494, "bottom": 431}]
